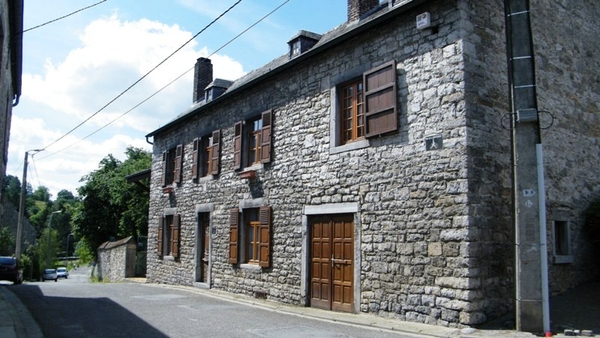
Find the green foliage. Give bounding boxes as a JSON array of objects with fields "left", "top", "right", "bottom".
[
  {"left": 32, "top": 186, "right": 51, "bottom": 202},
  {"left": 71, "top": 147, "right": 151, "bottom": 256},
  {"left": 0, "top": 227, "right": 15, "bottom": 255},
  {"left": 74, "top": 237, "right": 94, "bottom": 263},
  {"left": 3, "top": 175, "right": 21, "bottom": 207},
  {"left": 37, "top": 227, "right": 59, "bottom": 268}
]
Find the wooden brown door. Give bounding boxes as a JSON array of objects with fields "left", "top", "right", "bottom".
[{"left": 310, "top": 215, "right": 354, "bottom": 312}]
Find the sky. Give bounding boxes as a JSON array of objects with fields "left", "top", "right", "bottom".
[{"left": 9, "top": 0, "right": 349, "bottom": 198}]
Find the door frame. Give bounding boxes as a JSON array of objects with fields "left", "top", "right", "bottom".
[
  {"left": 301, "top": 203, "right": 360, "bottom": 313},
  {"left": 194, "top": 204, "right": 213, "bottom": 287}
]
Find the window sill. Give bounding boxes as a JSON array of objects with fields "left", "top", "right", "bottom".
[
  {"left": 240, "top": 263, "right": 262, "bottom": 272},
  {"left": 198, "top": 175, "right": 214, "bottom": 182},
  {"left": 162, "top": 255, "right": 176, "bottom": 262},
  {"left": 330, "top": 139, "right": 369, "bottom": 155},
  {"left": 162, "top": 185, "right": 175, "bottom": 194},
  {"left": 553, "top": 255, "right": 574, "bottom": 264}
]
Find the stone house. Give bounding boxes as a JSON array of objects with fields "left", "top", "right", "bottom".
[
  {"left": 97, "top": 236, "right": 137, "bottom": 282},
  {"left": 144, "top": 0, "right": 600, "bottom": 328},
  {"left": 0, "top": 0, "right": 23, "bottom": 218}
]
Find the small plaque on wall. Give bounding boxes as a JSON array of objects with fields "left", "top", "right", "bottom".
[{"left": 425, "top": 135, "right": 443, "bottom": 151}]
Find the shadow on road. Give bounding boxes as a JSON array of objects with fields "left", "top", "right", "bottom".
[{"left": 9, "top": 283, "right": 168, "bottom": 338}]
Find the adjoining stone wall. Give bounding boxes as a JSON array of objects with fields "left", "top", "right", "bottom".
[
  {"left": 530, "top": 0, "right": 600, "bottom": 293},
  {"left": 98, "top": 240, "right": 137, "bottom": 282},
  {"left": 146, "top": 0, "right": 600, "bottom": 328}
]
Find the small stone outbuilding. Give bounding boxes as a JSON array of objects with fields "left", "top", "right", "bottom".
[{"left": 97, "top": 236, "right": 137, "bottom": 282}]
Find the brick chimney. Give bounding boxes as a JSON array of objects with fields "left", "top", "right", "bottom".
[
  {"left": 193, "top": 57, "right": 213, "bottom": 103},
  {"left": 347, "top": 0, "right": 380, "bottom": 22}
]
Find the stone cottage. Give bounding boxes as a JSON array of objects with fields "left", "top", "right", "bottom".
[{"left": 144, "top": 0, "right": 600, "bottom": 328}]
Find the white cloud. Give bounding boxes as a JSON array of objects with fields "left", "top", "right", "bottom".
[{"left": 12, "top": 13, "right": 247, "bottom": 198}]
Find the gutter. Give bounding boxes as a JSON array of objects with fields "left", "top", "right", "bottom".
[
  {"left": 9, "top": 0, "right": 24, "bottom": 107},
  {"left": 146, "top": 0, "right": 429, "bottom": 138}
]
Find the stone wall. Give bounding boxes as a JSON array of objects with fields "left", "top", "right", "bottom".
[
  {"left": 146, "top": 0, "right": 600, "bottom": 327},
  {"left": 98, "top": 238, "right": 137, "bottom": 282}
]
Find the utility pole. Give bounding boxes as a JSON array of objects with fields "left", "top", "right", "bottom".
[
  {"left": 505, "top": 0, "right": 549, "bottom": 333},
  {"left": 15, "top": 149, "right": 42, "bottom": 261}
]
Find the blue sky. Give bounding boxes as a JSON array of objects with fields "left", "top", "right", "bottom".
[{"left": 10, "top": 0, "right": 349, "bottom": 197}]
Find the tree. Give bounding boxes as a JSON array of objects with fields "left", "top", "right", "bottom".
[
  {"left": 32, "top": 186, "right": 51, "bottom": 202},
  {"left": 71, "top": 147, "right": 151, "bottom": 256},
  {"left": 0, "top": 227, "right": 14, "bottom": 256},
  {"left": 3, "top": 175, "right": 21, "bottom": 207}
]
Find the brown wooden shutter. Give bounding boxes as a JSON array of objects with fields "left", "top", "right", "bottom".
[
  {"left": 157, "top": 216, "right": 164, "bottom": 257},
  {"left": 171, "top": 215, "right": 180, "bottom": 258},
  {"left": 161, "top": 151, "right": 167, "bottom": 187},
  {"left": 363, "top": 60, "right": 398, "bottom": 137},
  {"left": 260, "top": 110, "right": 272, "bottom": 164},
  {"left": 229, "top": 209, "right": 239, "bottom": 264},
  {"left": 258, "top": 206, "right": 271, "bottom": 268},
  {"left": 174, "top": 144, "right": 183, "bottom": 184},
  {"left": 211, "top": 130, "right": 221, "bottom": 175},
  {"left": 233, "top": 122, "right": 242, "bottom": 171},
  {"left": 192, "top": 138, "right": 199, "bottom": 180}
]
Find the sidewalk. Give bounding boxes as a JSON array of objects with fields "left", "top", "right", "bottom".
[{"left": 0, "top": 285, "right": 43, "bottom": 338}]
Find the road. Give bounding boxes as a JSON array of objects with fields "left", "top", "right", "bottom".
[{"left": 10, "top": 267, "right": 416, "bottom": 338}]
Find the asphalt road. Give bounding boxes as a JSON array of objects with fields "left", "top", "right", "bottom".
[{"left": 10, "top": 267, "right": 415, "bottom": 338}]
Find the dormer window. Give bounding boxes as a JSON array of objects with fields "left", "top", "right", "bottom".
[
  {"left": 291, "top": 40, "right": 301, "bottom": 58},
  {"left": 288, "top": 30, "right": 322, "bottom": 59}
]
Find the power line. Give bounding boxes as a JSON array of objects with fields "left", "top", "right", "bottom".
[
  {"left": 37, "top": 0, "right": 291, "bottom": 161},
  {"left": 22, "top": 0, "right": 108, "bottom": 34},
  {"left": 39, "top": 0, "right": 244, "bottom": 153}
]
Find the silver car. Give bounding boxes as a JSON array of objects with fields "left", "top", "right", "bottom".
[
  {"left": 56, "top": 267, "right": 68, "bottom": 279},
  {"left": 42, "top": 268, "right": 58, "bottom": 282}
]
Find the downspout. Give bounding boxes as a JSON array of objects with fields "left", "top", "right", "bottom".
[
  {"left": 12, "top": 94, "right": 20, "bottom": 107},
  {"left": 146, "top": 136, "right": 153, "bottom": 145},
  {"left": 537, "top": 144, "right": 550, "bottom": 332}
]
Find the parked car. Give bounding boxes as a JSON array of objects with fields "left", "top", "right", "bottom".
[
  {"left": 0, "top": 256, "right": 22, "bottom": 284},
  {"left": 42, "top": 268, "right": 58, "bottom": 282},
  {"left": 56, "top": 267, "right": 68, "bottom": 279}
]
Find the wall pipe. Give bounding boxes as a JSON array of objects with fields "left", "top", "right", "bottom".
[{"left": 536, "top": 143, "right": 550, "bottom": 333}]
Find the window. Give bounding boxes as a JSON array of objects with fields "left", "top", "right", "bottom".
[
  {"left": 553, "top": 220, "right": 573, "bottom": 264},
  {"left": 158, "top": 214, "right": 180, "bottom": 258},
  {"left": 332, "top": 60, "right": 398, "bottom": 149},
  {"left": 229, "top": 206, "right": 271, "bottom": 267},
  {"left": 340, "top": 80, "right": 365, "bottom": 144},
  {"left": 161, "top": 144, "right": 183, "bottom": 186},
  {"left": 192, "top": 130, "right": 221, "bottom": 179},
  {"left": 233, "top": 110, "right": 272, "bottom": 170}
]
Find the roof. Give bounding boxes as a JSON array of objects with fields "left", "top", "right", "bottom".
[
  {"left": 98, "top": 236, "right": 136, "bottom": 250},
  {"left": 146, "top": 0, "right": 428, "bottom": 138},
  {"left": 8, "top": 0, "right": 24, "bottom": 101}
]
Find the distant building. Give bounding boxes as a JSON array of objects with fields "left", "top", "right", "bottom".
[
  {"left": 0, "top": 1, "right": 23, "bottom": 216},
  {"left": 144, "top": 0, "right": 600, "bottom": 328}
]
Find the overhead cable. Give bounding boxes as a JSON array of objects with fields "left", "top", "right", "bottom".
[
  {"left": 39, "top": 0, "right": 243, "bottom": 152},
  {"left": 37, "top": 0, "right": 291, "bottom": 161}
]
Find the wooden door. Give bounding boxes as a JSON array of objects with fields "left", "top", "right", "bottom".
[{"left": 310, "top": 215, "right": 354, "bottom": 312}]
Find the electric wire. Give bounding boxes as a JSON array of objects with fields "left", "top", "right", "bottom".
[
  {"left": 38, "top": 0, "right": 244, "bottom": 153},
  {"left": 21, "top": 0, "right": 108, "bottom": 34},
  {"left": 36, "top": 0, "right": 291, "bottom": 161}
]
